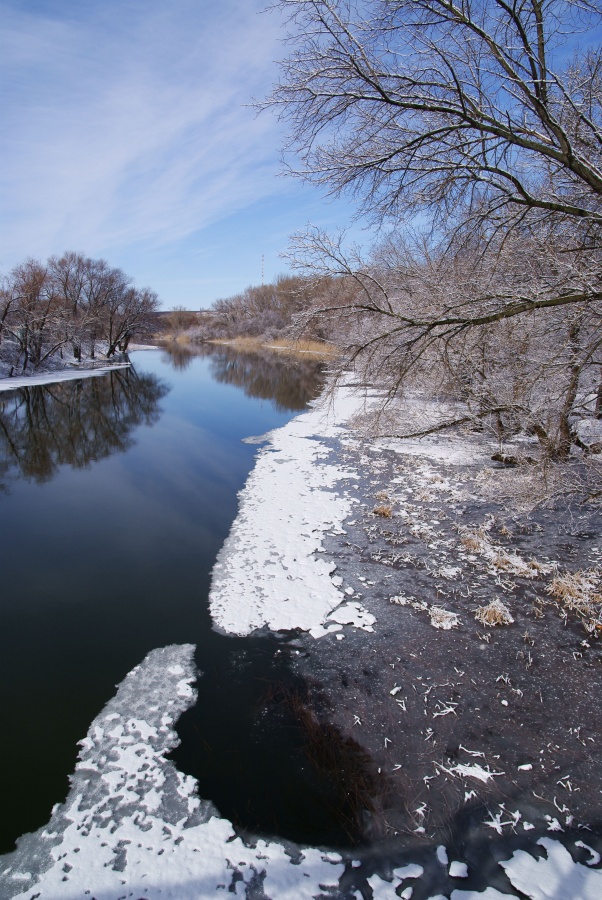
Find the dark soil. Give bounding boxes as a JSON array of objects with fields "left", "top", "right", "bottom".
[{"left": 286, "top": 436, "right": 602, "bottom": 897}]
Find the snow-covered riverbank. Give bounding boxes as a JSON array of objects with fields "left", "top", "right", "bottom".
[
  {"left": 0, "top": 363, "right": 132, "bottom": 393},
  {"left": 0, "top": 345, "right": 159, "bottom": 392},
  {"left": 1, "top": 380, "right": 601, "bottom": 899}
]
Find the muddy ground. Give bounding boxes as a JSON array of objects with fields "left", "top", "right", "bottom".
[{"left": 286, "top": 432, "right": 602, "bottom": 898}]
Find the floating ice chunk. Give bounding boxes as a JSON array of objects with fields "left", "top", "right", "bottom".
[
  {"left": 368, "top": 873, "right": 400, "bottom": 898},
  {"left": 394, "top": 863, "right": 424, "bottom": 879},
  {"left": 501, "top": 838, "right": 602, "bottom": 900},
  {"left": 327, "top": 601, "right": 376, "bottom": 631}
]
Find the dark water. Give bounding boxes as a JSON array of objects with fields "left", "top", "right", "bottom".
[{"left": 0, "top": 346, "right": 328, "bottom": 854}]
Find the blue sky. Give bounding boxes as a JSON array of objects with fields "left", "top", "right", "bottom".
[{"left": 0, "top": 0, "right": 365, "bottom": 309}]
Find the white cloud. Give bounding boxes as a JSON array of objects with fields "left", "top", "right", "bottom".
[{"left": 0, "top": 0, "right": 287, "bottom": 268}]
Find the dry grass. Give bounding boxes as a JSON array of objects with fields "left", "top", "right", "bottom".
[
  {"left": 548, "top": 569, "right": 602, "bottom": 635},
  {"left": 429, "top": 607, "right": 460, "bottom": 630},
  {"left": 475, "top": 599, "right": 515, "bottom": 627},
  {"left": 460, "top": 528, "right": 487, "bottom": 552},
  {"left": 208, "top": 336, "right": 338, "bottom": 358},
  {"left": 373, "top": 505, "right": 393, "bottom": 518},
  {"left": 458, "top": 525, "right": 553, "bottom": 579}
]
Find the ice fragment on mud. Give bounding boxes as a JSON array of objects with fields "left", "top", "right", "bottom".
[{"left": 449, "top": 861, "right": 468, "bottom": 878}]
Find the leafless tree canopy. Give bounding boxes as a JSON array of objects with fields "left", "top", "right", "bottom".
[
  {"left": 264, "top": 1, "right": 602, "bottom": 462},
  {"left": 268, "top": 0, "right": 602, "bottom": 237},
  {"left": 0, "top": 253, "right": 159, "bottom": 374}
]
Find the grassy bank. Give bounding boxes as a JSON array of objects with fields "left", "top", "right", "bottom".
[{"left": 206, "top": 336, "right": 339, "bottom": 359}]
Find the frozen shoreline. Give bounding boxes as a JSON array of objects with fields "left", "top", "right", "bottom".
[
  {"left": 0, "top": 345, "right": 160, "bottom": 393},
  {"left": 0, "top": 362, "right": 131, "bottom": 392},
  {"left": 210, "top": 382, "right": 377, "bottom": 637},
  {"left": 1, "top": 380, "right": 601, "bottom": 899}
]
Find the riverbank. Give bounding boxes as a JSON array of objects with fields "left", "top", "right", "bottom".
[
  {"left": 2, "top": 375, "right": 601, "bottom": 899},
  {"left": 211, "top": 376, "right": 602, "bottom": 896},
  {"left": 206, "top": 335, "right": 338, "bottom": 359},
  {"left": 0, "top": 344, "right": 160, "bottom": 393},
  {"left": 0, "top": 362, "right": 132, "bottom": 392}
]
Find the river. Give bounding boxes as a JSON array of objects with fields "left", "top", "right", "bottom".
[{"left": 0, "top": 346, "right": 326, "bottom": 854}]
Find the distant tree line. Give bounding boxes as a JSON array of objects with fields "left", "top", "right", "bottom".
[
  {"left": 0, "top": 252, "right": 159, "bottom": 374},
  {"left": 186, "top": 274, "right": 344, "bottom": 343}
]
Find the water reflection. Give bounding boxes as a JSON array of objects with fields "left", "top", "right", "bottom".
[
  {"left": 208, "top": 347, "right": 326, "bottom": 411},
  {"left": 159, "top": 342, "right": 197, "bottom": 371},
  {"left": 0, "top": 367, "right": 169, "bottom": 486},
  {"left": 160, "top": 343, "right": 326, "bottom": 411}
]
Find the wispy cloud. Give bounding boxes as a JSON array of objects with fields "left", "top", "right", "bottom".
[{"left": 0, "top": 0, "right": 288, "bottom": 269}]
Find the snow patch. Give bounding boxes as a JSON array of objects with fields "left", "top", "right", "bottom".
[
  {"left": 210, "top": 386, "right": 362, "bottom": 636},
  {"left": 501, "top": 837, "right": 602, "bottom": 900},
  {"left": 0, "top": 644, "right": 345, "bottom": 900},
  {"left": 0, "top": 363, "right": 130, "bottom": 392}
]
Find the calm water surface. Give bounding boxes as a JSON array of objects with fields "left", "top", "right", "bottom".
[{"left": 0, "top": 347, "right": 326, "bottom": 853}]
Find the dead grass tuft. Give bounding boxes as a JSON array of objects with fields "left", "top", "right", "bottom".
[
  {"left": 475, "top": 599, "right": 515, "bottom": 627},
  {"left": 548, "top": 569, "right": 602, "bottom": 635},
  {"left": 460, "top": 527, "right": 488, "bottom": 552},
  {"left": 429, "top": 607, "right": 460, "bottom": 630},
  {"left": 373, "top": 505, "right": 393, "bottom": 518}
]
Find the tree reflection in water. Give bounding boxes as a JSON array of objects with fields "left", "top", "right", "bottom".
[
  {"left": 160, "top": 343, "right": 197, "bottom": 371},
  {"left": 0, "top": 367, "right": 169, "bottom": 486},
  {"left": 197, "top": 345, "right": 326, "bottom": 412}
]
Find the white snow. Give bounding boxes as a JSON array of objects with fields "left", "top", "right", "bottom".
[
  {"left": 0, "top": 644, "right": 345, "bottom": 900},
  {"left": 501, "top": 837, "right": 602, "bottom": 900},
  {"left": 210, "top": 384, "right": 362, "bottom": 636},
  {"left": 3, "top": 379, "right": 600, "bottom": 900},
  {"left": 575, "top": 841, "right": 601, "bottom": 866},
  {"left": 368, "top": 862, "right": 424, "bottom": 898},
  {"left": 449, "top": 890, "right": 511, "bottom": 900},
  {"left": 0, "top": 363, "right": 130, "bottom": 392},
  {"left": 449, "top": 861, "right": 469, "bottom": 878}
]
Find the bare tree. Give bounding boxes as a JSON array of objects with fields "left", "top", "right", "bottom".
[
  {"left": 0, "top": 254, "right": 160, "bottom": 374},
  {"left": 268, "top": 0, "right": 602, "bottom": 239},
  {"left": 265, "top": 0, "right": 602, "bottom": 458}
]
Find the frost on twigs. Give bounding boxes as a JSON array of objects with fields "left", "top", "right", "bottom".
[
  {"left": 475, "top": 599, "right": 514, "bottom": 627},
  {"left": 548, "top": 569, "right": 602, "bottom": 635}
]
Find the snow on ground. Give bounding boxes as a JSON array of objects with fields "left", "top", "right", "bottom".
[
  {"left": 210, "top": 383, "right": 373, "bottom": 636},
  {"left": 2, "top": 642, "right": 599, "bottom": 899},
  {"left": 0, "top": 363, "right": 130, "bottom": 392},
  {"left": 2, "top": 380, "right": 601, "bottom": 899}
]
